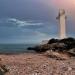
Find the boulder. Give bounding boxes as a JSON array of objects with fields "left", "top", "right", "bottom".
[
  {"left": 27, "top": 44, "right": 51, "bottom": 53},
  {"left": 45, "top": 50, "right": 71, "bottom": 60},
  {"left": 48, "top": 38, "right": 59, "bottom": 44},
  {"left": 49, "top": 43, "right": 66, "bottom": 51},
  {"left": 68, "top": 48, "right": 75, "bottom": 56},
  {"left": 27, "top": 37, "right": 75, "bottom": 56}
]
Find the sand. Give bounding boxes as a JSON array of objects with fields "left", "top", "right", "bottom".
[{"left": 0, "top": 53, "right": 75, "bottom": 75}]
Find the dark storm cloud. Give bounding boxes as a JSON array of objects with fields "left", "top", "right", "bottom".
[{"left": 0, "top": 0, "right": 56, "bottom": 22}]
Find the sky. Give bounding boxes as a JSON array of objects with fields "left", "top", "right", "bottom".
[{"left": 0, "top": 0, "right": 75, "bottom": 44}]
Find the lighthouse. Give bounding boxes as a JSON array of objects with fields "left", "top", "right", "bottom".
[{"left": 56, "top": 9, "right": 66, "bottom": 39}]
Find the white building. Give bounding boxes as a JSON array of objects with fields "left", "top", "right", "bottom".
[{"left": 56, "top": 9, "right": 66, "bottom": 39}]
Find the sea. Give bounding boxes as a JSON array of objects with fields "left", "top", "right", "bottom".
[{"left": 0, "top": 44, "right": 38, "bottom": 54}]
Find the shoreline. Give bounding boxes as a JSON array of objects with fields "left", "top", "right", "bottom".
[{"left": 0, "top": 50, "right": 35, "bottom": 55}]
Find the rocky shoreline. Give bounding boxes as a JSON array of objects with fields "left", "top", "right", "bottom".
[
  {"left": 0, "top": 37, "right": 75, "bottom": 75},
  {"left": 0, "top": 53, "right": 74, "bottom": 75},
  {"left": 28, "top": 37, "right": 75, "bottom": 56}
]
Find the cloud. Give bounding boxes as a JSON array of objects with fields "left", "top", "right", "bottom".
[
  {"left": 51, "top": 0, "right": 75, "bottom": 17},
  {"left": 0, "top": 18, "right": 56, "bottom": 31},
  {"left": 0, "top": 17, "right": 58, "bottom": 43},
  {"left": 7, "top": 18, "right": 43, "bottom": 27},
  {"left": 0, "top": 18, "right": 44, "bottom": 29},
  {"left": 0, "top": 0, "right": 75, "bottom": 43}
]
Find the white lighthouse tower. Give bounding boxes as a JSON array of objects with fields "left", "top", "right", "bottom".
[{"left": 56, "top": 9, "right": 66, "bottom": 39}]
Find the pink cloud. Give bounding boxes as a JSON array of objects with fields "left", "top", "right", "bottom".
[
  {"left": 46, "top": 0, "right": 75, "bottom": 20},
  {"left": 42, "top": 0, "right": 75, "bottom": 22},
  {"left": 52, "top": 0, "right": 75, "bottom": 12},
  {"left": 52, "top": 0, "right": 75, "bottom": 28}
]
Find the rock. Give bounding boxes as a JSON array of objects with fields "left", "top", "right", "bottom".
[
  {"left": 48, "top": 38, "right": 59, "bottom": 44},
  {"left": 68, "top": 67, "right": 72, "bottom": 71},
  {"left": 27, "top": 37, "right": 75, "bottom": 57},
  {"left": 32, "top": 72, "right": 38, "bottom": 75},
  {"left": 28, "top": 44, "right": 51, "bottom": 53},
  {"left": 68, "top": 48, "right": 75, "bottom": 56},
  {"left": 45, "top": 50, "right": 71, "bottom": 60},
  {"left": 49, "top": 43, "right": 66, "bottom": 51},
  {"left": 27, "top": 43, "right": 66, "bottom": 53}
]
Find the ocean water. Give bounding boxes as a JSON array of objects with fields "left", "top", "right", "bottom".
[{"left": 0, "top": 44, "right": 37, "bottom": 54}]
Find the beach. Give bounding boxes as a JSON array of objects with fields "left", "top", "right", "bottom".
[{"left": 0, "top": 53, "right": 75, "bottom": 75}]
